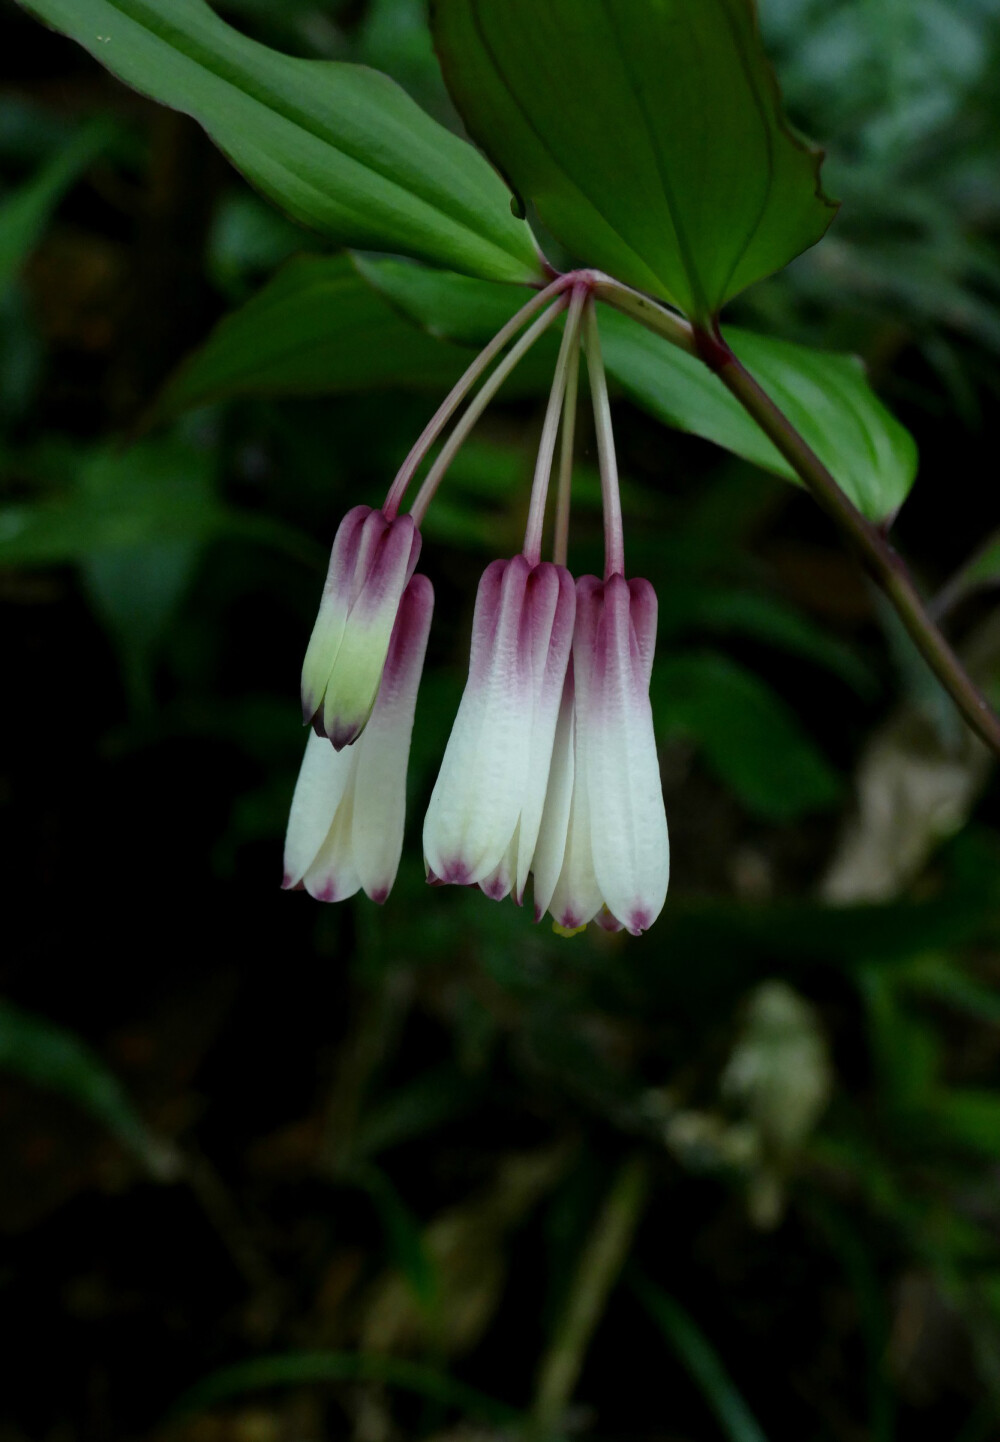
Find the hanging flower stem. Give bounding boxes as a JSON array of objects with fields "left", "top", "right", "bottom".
[
  {"left": 383, "top": 274, "right": 570, "bottom": 519},
  {"left": 589, "top": 271, "right": 1000, "bottom": 758},
  {"left": 553, "top": 305, "right": 583, "bottom": 569},
  {"left": 582, "top": 299, "right": 626, "bottom": 582},
  {"left": 408, "top": 296, "right": 569, "bottom": 527},
  {"left": 523, "top": 284, "right": 589, "bottom": 566}
]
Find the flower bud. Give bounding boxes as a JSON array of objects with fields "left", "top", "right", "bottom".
[{"left": 301, "top": 505, "right": 421, "bottom": 749}]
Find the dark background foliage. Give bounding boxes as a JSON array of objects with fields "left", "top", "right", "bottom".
[{"left": 2, "top": 2, "right": 1000, "bottom": 1439}]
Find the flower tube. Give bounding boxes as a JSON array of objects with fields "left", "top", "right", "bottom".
[
  {"left": 284, "top": 573, "right": 433, "bottom": 903},
  {"left": 532, "top": 574, "right": 669, "bottom": 936},
  {"left": 301, "top": 505, "right": 422, "bottom": 749},
  {"left": 423, "top": 555, "right": 575, "bottom": 901}
]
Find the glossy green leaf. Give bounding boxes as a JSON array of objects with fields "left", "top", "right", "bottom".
[
  {"left": 432, "top": 0, "right": 837, "bottom": 320},
  {"left": 359, "top": 259, "right": 917, "bottom": 523},
  {"left": 0, "top": 999, "right": 178, "bottom": 1180},
  {"left": 15, "top": 0, "right": 541, "bottom": 283},
  {"left": 598, "top": 308, "right": 918, "bottom": 523},
  {"left": 653, "top": 653, "right": 842, "bottom": 821}
]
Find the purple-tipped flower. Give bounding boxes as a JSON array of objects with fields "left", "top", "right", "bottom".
[
  {"left": 532, "top": 574, "right": 669, "bottom": 936},
  {"left": 284, "top": 574, "right": 433, "bottom": 903},
  {"left": 423, "top": 555, "right": 575, "bottom": 901},
  {"left": 301, "top": 505, "right": 421, "bottom": 749}
]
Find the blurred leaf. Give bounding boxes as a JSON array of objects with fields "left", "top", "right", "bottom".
[
  {"left": 657, "top": 584, "right": 877, "bottom": 695},
  {"left": 0, "top": 117, "right": 113, "bottom": 292},
  {"left": 904, "top": 955, "right": 1000, "bottom": 1026},
  {"left": 654, "top": 653, "right": 842, "bottom": 821},
  {"left": 433, "top": 0, "right": 835, "bottom": 321},
  {"left": 936, "top": 1090, "right": 1000, "bottom": 1160},
  {"left": 358, "top": 258, "right": 918, "bottom": 522},
  {"left": 859, "top": 965, "right": 941, "bottom": 1110},
  {"left": 170, "top": 1350, "right": 520, "bottom": 1424},
  {"left": 0, "top": 999, "right": 178, "bottom": 1180},
  {"left": 533, "top": 1155, "right": 649, "bottom": 1434},
  {"left": 935, "top": 528, "right": 1000, "bottom": 615},
  {"left": 354, "top": 1063, "right": 483, "bottom": 1158},
  {"left": 353, "top": 1162, "right": 438, "bottom": 1312},
  {"left": 805, "top": 1197, "right": 895, "bottom": 1442},
  {"left": 0, "top": 433, "right": 318, "bottom": 569},
  {"left": 631, "top": 1270, "right": 771, "bottom": 1442},
  {"left": 357, "top": 0, "right": 453, "bottom": 119},
  {"left": 154, "top": 255, "right": 472, "bottom": 419},
  {"left": 15, "top": 0, "right": 542, "bottom": 283},
  {"left": 0, "top": 436, "right": 221, "bottom": 565},
  {"left": 206, "top": 190, "right": 323, "bottom": 298},
  {"left": 360, "top": 1149, "right": 568, "bottom": 1359}
]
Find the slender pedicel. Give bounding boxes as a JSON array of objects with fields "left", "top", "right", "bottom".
[
  {"left": 523, "top": 284, "right": 589, "bottom": 566},
  {"left": 582, "top": 301, "right": 625, "bottom": 582},
  {"left": 409, "top": 297, "right": 569, "bottom": 526},
  {"left": 383, "top": 275, "right": 571, "bottom": 519},
  {"left": 553, "top": 303, "right": 582, "bottom": 569}
]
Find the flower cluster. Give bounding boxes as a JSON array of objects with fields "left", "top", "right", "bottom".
[{"left": 283, "top": 279, "right": 669, "bottom": 935}]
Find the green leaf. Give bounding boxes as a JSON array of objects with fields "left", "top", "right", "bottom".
[
  {"left": 354, "top": 252, "right": 527, "bottom": 344},
  {"left": 154, "top": 255, "right": 556, "bottom": 422},
  {"left": 0, "top": 999, "right": 178, "bottom": 1179},
  {"left": 358, "top": 259, "right": 918, "bottom": 522},
  {"left": 432, "top": 0, "right": 836, "bottom": 320},
  {"left": 15, "top": 0, "right": 541, "bottom": 283},
  {"left": 0, "top": 118, "right": 114, "bottom": 292},
  {"left": 170, "top": 1351, "right": 520, "bottom": 1425},
  {"left": 656, "top": 585, "right": 877, "bottom": 695},
  {"left": 653, "top": 653, "right": 842, "bottom": 821},
  {"left": 353, "top": 1163, "right": 439, "bottom": 1311},
  {"left": 935, "top": 1090, "right": 1000, "bottom": 1161},
  {"left": 154, "top": 255, "right": 473, "bottom": 420},
  {"left": 0, "top": 433, "right": 318, "bottom": 570},
  {"left": 598, "top": 308, "right": 918, "bottom": 523},
  {"left": 631, "top": 1270, "right": 771, "bottom": 1442}
]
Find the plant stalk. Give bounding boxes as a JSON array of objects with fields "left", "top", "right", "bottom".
[{"left": 592, "top": 274, "right": 1000, "bottom": 757}]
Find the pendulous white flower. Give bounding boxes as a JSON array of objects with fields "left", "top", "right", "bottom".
[
  {"left": 422, "top": 555, "right": 575, "bottom": 901},
  {"left": 531, "top": 573, "right": 669, "bottom": 936},
  {"left": 301, "top": 504, "right": 422, "bottom": 749},
  {"left": 284, "top": 573, "right": 433, "bottom": 904}
]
